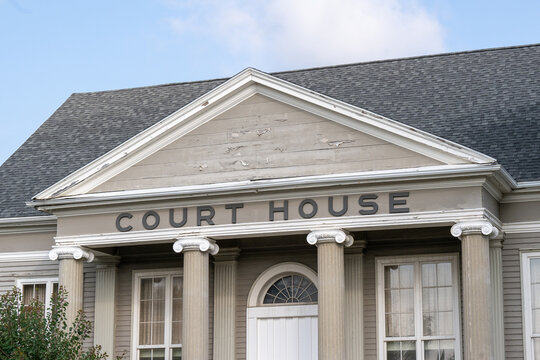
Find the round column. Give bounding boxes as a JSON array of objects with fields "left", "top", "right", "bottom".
[
  {"left": 307, "top": 229, "right": 354, "bottom": 360},
  {"left": 49, "top": 246, "right": 94, "bottom": 325},
  {"left": 173, "top": 237, "right": 219, "bottom": 360},
  {"left": 451, "top": 221, "right": 499, "bottom": 360}
]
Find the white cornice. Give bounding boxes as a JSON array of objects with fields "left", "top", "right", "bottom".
[
  {"left": 29, "top": 164, "right": 501, "bottom": 213},
  {"left": 33, "top": 68, "right": 495, "bottom": 201},
  {"left": 53, "top": 208, "right": 497, "bottom": 248},
  {"left": 0, "top": 250, "right": 51, "bottom": 262}
]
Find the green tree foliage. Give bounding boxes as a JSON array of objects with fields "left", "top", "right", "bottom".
[{"left": 0, "top": 287, "right": 122, "bottom": 360}]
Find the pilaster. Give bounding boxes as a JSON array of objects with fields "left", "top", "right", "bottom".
[
  {"left": 307, "top": 229, "right": 354, "bottom": 360},
  {"left": 490, "top": 235, "right": 505, "bottom": 360},
  {"left": 173, "top": 237, "right": 218, "bottom": 360},
  {"left": 213, "top": 248, "right": 240, "bottom": 360},
  {"left": 451, "top": 220, "right": 499, "bottom": 360},
  {"left": 345, "top": 241, "right": 366, "bottom": 360},
  {"left": 49, "top": 246, "right": 94, "bottom": 325},
  {"left": 93, "top": 257, "right": 120, "bottom": 356}
]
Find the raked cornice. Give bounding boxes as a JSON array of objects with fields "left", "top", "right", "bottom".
[
  {"left": 307, "top": 229, "right": 354, "bottom": 247},
  {"left": 450, "top": 220, "right": 500, "bottom": 239},
  {"left": 173, "top": 237, "right": 219, "bottom": 255},
  {"left": 49, "top": 246, "right": 95, "bottom": 262}
]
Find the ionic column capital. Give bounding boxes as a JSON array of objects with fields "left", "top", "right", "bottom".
[
  {"left": 173, "top": 237, "right": 219, "bottom": 255},
  {"left": 450, "top": 220, "right": 499, "bottom": 240},
  {"left": 49, "top": 246, "right": 95, "bottom": 262},
  {"left": 307, "top": 229, "right": 354, "bottom": 247}
]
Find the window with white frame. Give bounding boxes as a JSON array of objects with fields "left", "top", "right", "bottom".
[
  {"left": 521, "top": 251, "right": 540, "bottom": 360},
  {"left": 376, "top": 255, "right": 461, "bottom": 360},
  {"left": 132, "top": 270, "right": 183, "bottom": 360},
  {"left": 16, "top": 278, "right": 58, "bottom": 311}
]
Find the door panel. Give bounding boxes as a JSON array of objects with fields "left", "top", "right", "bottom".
[{"left": 248, "top": 305, "right": 317, "bottom": 360}]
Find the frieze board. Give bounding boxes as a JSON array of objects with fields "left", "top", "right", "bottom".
[{"left": 54, "top": 208, "right": 495, "bottom": 248}]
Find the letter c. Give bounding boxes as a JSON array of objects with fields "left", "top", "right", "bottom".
[{"left": 116, "top": 212, "right": 133, "bottom": 232}]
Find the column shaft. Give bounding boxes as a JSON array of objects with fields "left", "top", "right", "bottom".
[
  {"left": 213, "top": 260, "right": 237, "bottom": 360},
  {"left": 59, "top": 258, "right": 84, "bottom": 325},
  {"left": 461, "top": 233, "right": 491, "bottom": 359},
  {"left": 318, "top": 242, "right": 345, "bottom": 360},
  {"left": 490, "top": 240, "right": 505, "bottom": 360},
  {"left": 183, "top": 250, "right": 210, "bottom": 360},
  {"left": 94, "top": 265, "right": 117, "bottom": 356},
  {"left": 345, "top": 253, "right": 364, "bottom": 360}
]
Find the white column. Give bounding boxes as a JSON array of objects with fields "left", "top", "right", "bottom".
[
  {"left": 490, "top": 236, "right": 505, "bottom": 360},
  {"left": 307, "top": 229, "right": 354, "bottom": 360},
  {"left": 93, "top": 258, "right": 120, "bottom": 356},
  {"left": 451, "top": 221, "right": 499, "bottom": 360},
  {"left": 213, "top": 248, "right": 240, "bottom": 360},
  {"left": 345, "top": 241, "right": 366, "bottom": 360},
  {"left": 49, "top": 246, "right": 94, "bottom": 325},
  {"left": 173, "top": 237, "right": 219, "bottom": 360}
]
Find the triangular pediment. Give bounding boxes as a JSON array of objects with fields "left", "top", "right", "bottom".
[
  {"left": 91, "top": 94, "right": 443, "bottom": 193},
  {"left": 34, "top": 68, "right": 495, "bottom": 200}
]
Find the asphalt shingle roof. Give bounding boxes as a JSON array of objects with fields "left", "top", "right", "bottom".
[{"left": 1, "top": 44, "right": 539, "bottom": 218}]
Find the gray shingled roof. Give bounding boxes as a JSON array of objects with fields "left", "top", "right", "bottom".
[{"left": 1, "top": 44, "right": 539, "bottom": 218}]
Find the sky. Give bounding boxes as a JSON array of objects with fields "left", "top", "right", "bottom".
[{"left": 0, "top": 0, "right": 538, "bottom": 166}]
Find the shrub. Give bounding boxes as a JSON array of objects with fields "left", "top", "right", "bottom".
[{"left": 0, "top": 286, "right": 122, "bottom": 360}]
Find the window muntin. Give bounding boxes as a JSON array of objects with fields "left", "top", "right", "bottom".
[
  {"left": 17, "top": 278, "right": 58, "bottom": 311},
  {"left": 377, "top": 255, "right": 460, "bottom": 360},
  {"left": 521, "top": 252, "right": 540, "bottom": 360},
  {"left": 262, "top": 274, "right": 318, "bottom": 304},
  {"left": 133, "top": 271, "right": 182, "bottom": 360}
]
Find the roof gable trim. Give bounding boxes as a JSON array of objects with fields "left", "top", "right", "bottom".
[{"left": 34, "top": 68, "right": 496, "bottom": 200}]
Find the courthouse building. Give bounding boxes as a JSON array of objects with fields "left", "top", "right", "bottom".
[{"left": 0, "top": 44, "right": 539, "bottom": 360}]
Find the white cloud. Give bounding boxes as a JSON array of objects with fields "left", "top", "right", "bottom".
[{"left": 164, "top": 0, "right": 445, "bottom": 69}]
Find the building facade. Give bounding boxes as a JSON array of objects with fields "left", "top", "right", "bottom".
[{"left": 0, "top": 44, "right": 539, "bottom": 360}]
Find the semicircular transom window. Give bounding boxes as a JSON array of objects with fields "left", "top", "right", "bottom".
[{"left": 262, "top": 274, "right": 318, "bottom": 304}]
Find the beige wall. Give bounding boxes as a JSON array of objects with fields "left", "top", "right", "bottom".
[
  {"left": 92, "top": 94, "right": 441, "bottom": 193},
  {"left": 501, "top": 200, "right": 540, "bottom": 223},
  {"left": 0, "top": 231, "right": 56, "bottom": 252},
  {"left": 57, "top": 186, "right": 482, "bottom": 237}
]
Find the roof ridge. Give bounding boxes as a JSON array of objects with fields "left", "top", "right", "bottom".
[{"left": 73, "top": 43, "right": 540, "bottom": 96}]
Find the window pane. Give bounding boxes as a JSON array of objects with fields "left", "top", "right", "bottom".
[
  {"left": 423, "top": 312, "right": 437, "bottom": 336},
  {"left": 533, "top": 338, "right": 540, "bottom": 360},
  {"left": 386, "top": 341, "right": 416, "bottom": 360},
  {"left": 52, "top": 283, "right": 59, "bottom": 297},
  {"left": 34, "top": 284, "right": 46, "bottom": 303},
  {"left": 172, "top": 348, "right": 182, "bottom": 360},
  {"left": 153, "top": 278, "right": 165, "bottom": 300},
  {"left": 438, "top": 311, "right": 454, "bottom": 336},
  {"left": 139, "top": 323, "right": 152, "bottom": 345},
  {"left": 153, "top": 300, "right": 165, "bottom": 322},
  {"left": 533, "top": 309, "right": 540, "bottom": 334},
  {"left": 262, "top": 275, "right": 317, "bottom": 304},
  {"left": 437, "top": 263, "right": 452, "bottom": 286},
  {"left": 22, "top": 284, "right": 34, "bottom": 305},
  {"left": 385, "top": 314, "right": 400, "bottom": 337},
  {"left": 385, "top": 266, "right": 400, "bottom": 289},
  {"left": 153, "top": 348, "right": 165, "bottom": 360},
  {"left": 172, "top": 321, "right": 182, "bottom": 345},
  {"left": 140, "top": 349, "right": 152, "bottom": 360},
  {"left": 531, "top": 259, "right": 540, "bottom": 283},
  {"left": 400, "top": 265, "right": 414, "bottom": 288},
  {"left": 425, "top": 339, "right": 456, "bottom": 360},
  {"left": 141, "top": 278, "right": 152, "bottom": 300},
  {"left": 152, "top": 322, "right": 165, "bottom": 345},
  {"left": 173, "top": 277, "right": 182, "bottom": 298},
  {"left": 400, "top": 313, "right": 415, "bottom": 337},
  {"left": 140, "top": 301, "right": 152, "bottom": 323},
  {"left": 422, "top": 263, "right": 436, "bottom": 287}
]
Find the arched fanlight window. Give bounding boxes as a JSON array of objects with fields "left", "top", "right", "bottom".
[{"left": 262, "top": 274, "right": 318, "bottom": 304}]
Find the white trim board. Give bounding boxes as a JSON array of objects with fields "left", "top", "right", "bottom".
[
  {"left": 54, "top": 208, "right": 498, "bottom": 248},
  {"left": 503, "top": 221, "right": 540, "bottom": 234},
  {"left": 34, "top": 68, "right": 495, "bottom": 201},
  {"left": 0, "top": 251, "right": 51, "bottom": 262}
]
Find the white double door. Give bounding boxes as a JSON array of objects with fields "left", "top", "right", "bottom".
[{"left": 247, "top": 304, "right": 318, "bottom": 360}]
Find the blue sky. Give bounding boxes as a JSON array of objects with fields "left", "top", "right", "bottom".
[{"left": 0, "top": 0, "right": 538, "bottom": 166}]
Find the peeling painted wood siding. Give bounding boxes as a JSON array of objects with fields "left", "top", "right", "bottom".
[{"left": 93, "top": 95, "right": 441, "bottom": 193}]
